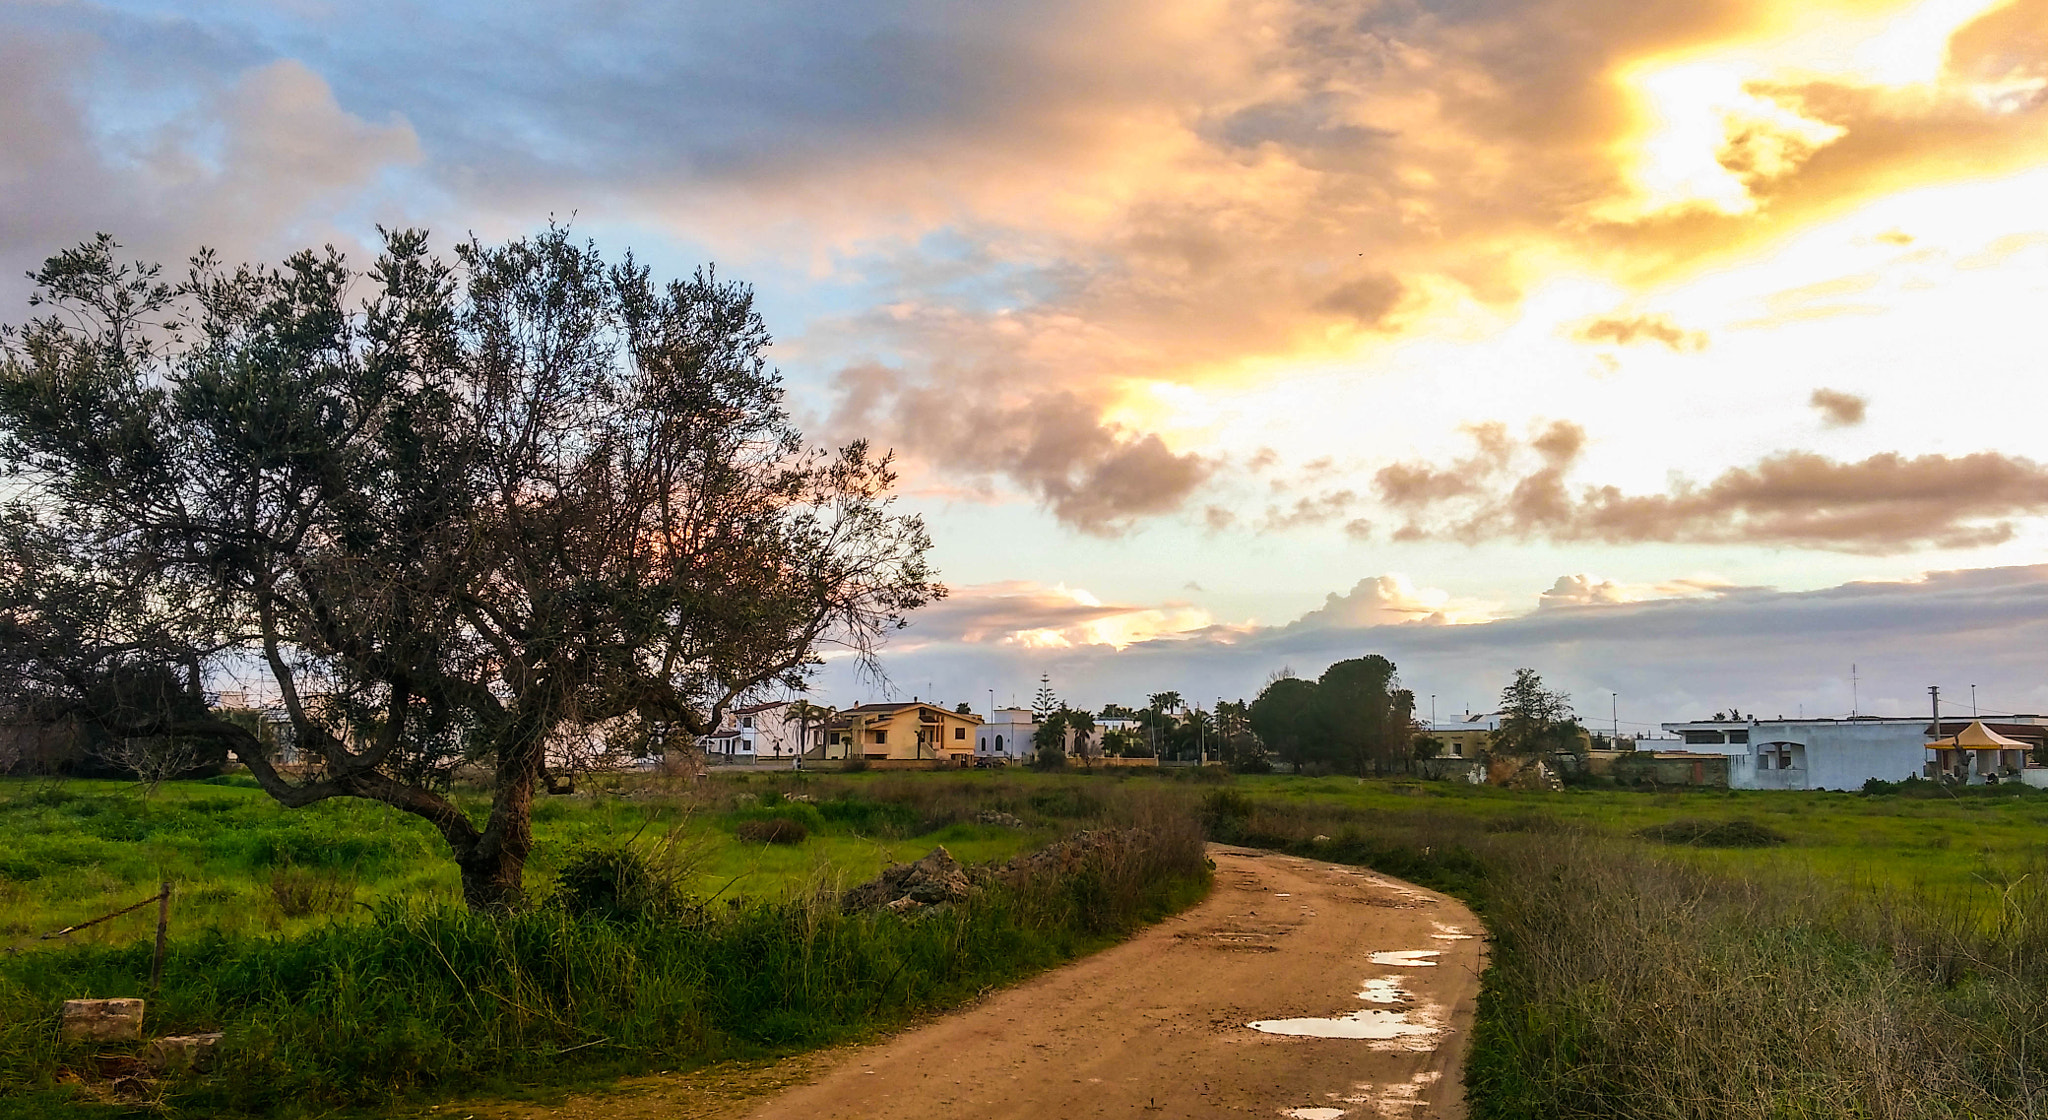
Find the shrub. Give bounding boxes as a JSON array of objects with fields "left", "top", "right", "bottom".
[
  {"left": 1027, "top": 785, "right": 1102, "bottom": 820},
  {"left": 735, "top": 818, "right": 808, "bottom": 845},
  {"left": 813, "top": 796, "right": 921, "bottom": 837},
  {"left": 1636, "top": 818, "right": 1787, "bottom": 848},
  {"left": 1200, "top": 788, "right": 1255, "bottom": 832},
  {"left": 554, "top": 846, "right": 684, "bottom": 921}
]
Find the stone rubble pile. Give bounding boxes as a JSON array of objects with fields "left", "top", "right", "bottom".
[
  {"left": 841, "top": 828, "right": 1150, "bottom": 915},
  {"left": 841, "top": 846, "right": 975, "bottom": 914}
]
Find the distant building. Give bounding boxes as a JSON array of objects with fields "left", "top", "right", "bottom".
[
  {"left": 703, "top": 701, "right": 810, "bottom": 762},
  {"left": 978, "top": 708, "right": 1037, "bottom": 761},
  {"left": 808, "top": 702, "right": 982, "bottom": 763},
  {"left": 1660, "top": 715, "right": 2048, "bottom": 790},
  {"left": 1423, "top": 714, "right": 1499, "bottom": 760}
]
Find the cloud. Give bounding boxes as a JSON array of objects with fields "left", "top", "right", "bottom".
[
  {"left": 830, "top": 369, "right": 1211, "bottom": 534},
  {"left": 822, "top": 565, "right": 2048, "bottom": 725},
  {"left": 1536, "top": 573, "right": 1748, "bottom": 609},
  {"left": 1377, "top": 423, "right": 2048, "bottom": 552},
  {"left": 899, "top": 580, "right": 1214, "bottom": 650},
  {"left": 1572, "top": 313, "right": 1707, "bottom": 351},
  {"left": 1314, "top": 274, "right": 1405, "bottom": 328},
  {"left": 12, "top": 0, "right": 2048, "bottom": 537},
  {"left": 0, "top": 21, "right": 419, "bottom": 307},
  {"left": 1810, "top": 387, "right": 1869, "bottom": 427},
  {"left": 1288, "top": 575, "right": 1498, "bottom": 630},
  {"left": 1261, "top": 489, "right": 1359, "bottom": 532}
]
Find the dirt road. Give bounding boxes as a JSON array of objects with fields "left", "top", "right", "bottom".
[
  {"left": 436, "top": 845, "right": 1484, "bottom": 1120},
  {"left": 742, "top": 843, "right": 1485, "bottom": 1120}
]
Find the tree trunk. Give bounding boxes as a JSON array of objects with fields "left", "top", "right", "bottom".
[
  {"left": 458, "top": 840, "right": 529, "bottom": 912},
  {"left": 458, "top": 749, "right": 540, "bottom": 911}
]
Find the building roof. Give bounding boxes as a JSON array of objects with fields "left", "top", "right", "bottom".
[
  {"left": 840, "top": 701, "right": 982, "bottom": 721},
  {"left": 732, "top": 700, "right": 794, "bottom": 715}
]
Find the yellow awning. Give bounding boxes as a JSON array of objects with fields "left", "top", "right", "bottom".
[{"left": 1927, "top": 720, "right": 2030, "bottom": 750}]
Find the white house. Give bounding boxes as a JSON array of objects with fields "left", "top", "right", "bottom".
[
  {"left": 977, "top": 708, "right": 1037, "bottom": 761},
  {"left": 1660, "top": 716, "right": 1992, "bottom": 790},
  {"left": 705, "top": 701, "right": 811, "bottom": 762}
]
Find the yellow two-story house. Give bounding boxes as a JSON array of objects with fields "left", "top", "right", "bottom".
[{"left": 808, "top": 702, "right": 982, "bottom": 763}]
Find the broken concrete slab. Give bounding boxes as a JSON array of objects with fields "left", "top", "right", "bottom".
[{"left": 145, "top": 1032, "right": 224, "bottom": 1074}]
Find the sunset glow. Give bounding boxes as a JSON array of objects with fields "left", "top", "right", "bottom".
[{"left": 8, "top": 0, "right": 2048, "bottom": 716}]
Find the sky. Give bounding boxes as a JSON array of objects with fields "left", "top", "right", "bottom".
[{"left": 7, "top": 0, "right": 2048, "bottom": 728}]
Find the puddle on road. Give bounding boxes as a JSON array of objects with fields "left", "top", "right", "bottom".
[
  {"left": 1367, "top": 949, "right": 1440, "bottom": 967},
  {"left": 1283, "top": 1109, "right": 1348, "bottom": 1119},
  {"left": 1249, "top": 970, "right": 1440, "bottom": 1042},
  {"left": 1430, "top": 922, "right": 1474, "bottom": 941},
  {"left": 1335, "top": 1070, "right": 1443, "bottom": 1115},
  {"left": 1357, "top": 978, "right": 1405, "bottom": 1003},
  {"left": 1248, "top": 1009, "right": 1435, "bottom": 1040}
]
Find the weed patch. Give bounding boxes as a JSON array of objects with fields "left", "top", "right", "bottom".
[
  {"left": 734, "top": 818, "right": 808, "bottom": 845},
  {"left": 1636, "top": 817, "right": 1788, "bottom": 847}
]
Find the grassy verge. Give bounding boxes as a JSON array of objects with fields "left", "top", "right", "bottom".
[
  {"left": 1203, "top": 782, "right": 2048, "bottom": 1119},
  {"left": 0, "top": 776, "right": 1208, "bottom": 1117}
]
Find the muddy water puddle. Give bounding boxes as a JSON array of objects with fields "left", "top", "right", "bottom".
[
  {"left": 1248, "top": 966, "right": 1443, "bottom": 1043},
  {"left": 1366, "top": 949, "right": 1439, "bottom": 967}
]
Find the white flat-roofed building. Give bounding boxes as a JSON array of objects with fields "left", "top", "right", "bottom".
[
  {"left": 1660, "top": 716, "right": 1931, "bottom": 790},
  {"left": 977, "top": 708, "right": 1037, "bottom": 761}
]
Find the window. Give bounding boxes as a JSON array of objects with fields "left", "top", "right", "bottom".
[
  {"left": 1727, "top": 729, "right": 1750, "bottom": 744},
  {"left": 955, "top": 726, "right": 966, "bottom": 740},
  {"left": 1682, "top": 730, "right": 1725, "bottom": 745},
  {"left": 995, "top": 734, "right": 1004, "bottom": 751},
  {"left": 872, "top": 730, "right": 888, "bottom": 744}
]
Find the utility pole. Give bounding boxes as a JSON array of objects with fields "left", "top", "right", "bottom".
[
  {"left": 1930, "top": 684, "right": 1941, "bottom": 745},
  {"left": 1612, "top": 693, "right": 1618, "bottom": 747},
  {"left": 1972, "top": 684, "right": 1978, "bottom": 718},
  {"left": 1852, "top": 664, "right": 1860, "bottom": 716}
]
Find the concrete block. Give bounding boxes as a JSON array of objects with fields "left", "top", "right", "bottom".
[{"left": 59, "top": 998, "right": 144, "bottom": 1043}]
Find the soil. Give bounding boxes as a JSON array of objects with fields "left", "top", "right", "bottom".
[{"left": 409, "top": 844, "right": 1486, "bottom": 1120}]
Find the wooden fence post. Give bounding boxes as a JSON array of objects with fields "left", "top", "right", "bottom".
[{"left": 150, "top": 880, "right": 171, "bottom": 993}]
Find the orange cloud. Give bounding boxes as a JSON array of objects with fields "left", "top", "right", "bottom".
[{"left": 1378, "top": 423, "right": 2048, "bottom": 552}]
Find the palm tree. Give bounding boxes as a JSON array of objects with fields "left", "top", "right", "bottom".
[
  {"left": 1065, "top": 707, "right": 1098, "bottom": 758},
  {"left": 787, "top": 700, "right": 837, "bottom": 760}
]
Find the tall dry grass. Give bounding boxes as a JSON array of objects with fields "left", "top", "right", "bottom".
[{"left": 1203, "top": 788, "right": 2048, "bottom": 1119}]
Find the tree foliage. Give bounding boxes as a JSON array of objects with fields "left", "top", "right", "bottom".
[
  {"left": 1492, "top": 668, "right": 1582, "bottom": 756},
  {"left": 0, "top": 229, "right": 941, "bottom": 908},
  {"left": 1249, "top": 657, "right": 1415, "bottom": 774},
  {"left": 1249, "top": 676, "right": 1319, "bottom": 770}
]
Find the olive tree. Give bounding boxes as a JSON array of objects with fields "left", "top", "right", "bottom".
[{"left": 0, "top": 228, "right": 941, "bottom": 909}]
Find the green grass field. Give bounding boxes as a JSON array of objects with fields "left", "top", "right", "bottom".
[
  {"left": 1229, "top": 774, "right": 2048, "bottom": 906},
  {"left": 0, "top": 774, "right": 1059, "bottom": 951},
  {"left": 0, "top": 770, "right": 1211, "bottom": 1117},
  {"left": 12, "top": 765, "right": 2048, "bottom": 1118}
]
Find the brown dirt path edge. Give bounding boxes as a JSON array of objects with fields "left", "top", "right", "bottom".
[{"left": 423, "top": 844, "right": 1485, "bottom": 1120}]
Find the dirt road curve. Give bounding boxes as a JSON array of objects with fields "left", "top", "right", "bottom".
[{"left": 742, "top": 844, "right": 1485, "bottom": 1120}]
